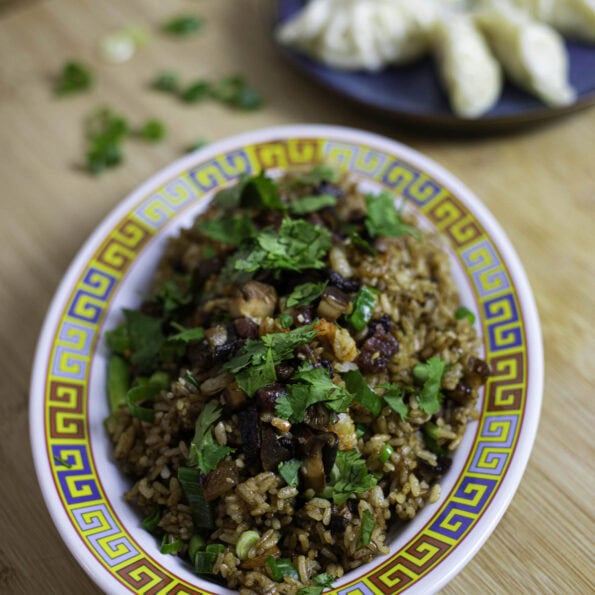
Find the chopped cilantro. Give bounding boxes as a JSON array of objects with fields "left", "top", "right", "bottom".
[
  {"left": 105, "top": 322, "right": 131, "bottom": 355},
  {"left": 162, "top": 15, "right": 204, "bottom": 36},
  {"left": 322, "top": 450, "right": 377, "bottom": 505},
  {"left": 151, "top": 71, "right": 180, "bottom": 94},
  {"left": 188, "top": 401, "right": 235, "bottom": 474},
  {"left": 346, "top": 286, "right": 377, "bottom": 332},
  {"left": 313, "top": 573, "right": 335, "bottom": 588},
  {"left": 266, "top": 557, "right": 298, "bottom": 582},
  {"left": 292, "top": 165, "right": 338, "bottom": 186},
  {"left": 240, "top": 171, "right": 285, "bottom": 211},
  {"left": 138, "top": 119, "right": 166, "bottom": 142},
  {"left": 196, "top": 214, "right": 256, "bottom": 246},
  {"left": 211, "top": 75, "right": 263, "bottom": 111},
  {"left": 167, "top": 324, "right": 205, "bottom": 343},
  {"left": 365, "top": 191, "right": 420, "bottom": 240},
  {"left": 126, "top": 382, "right": 162, "bottom": 422},
  {"left": 455, "top": 306, "right": 476, "bottom": 324},
  {"left": 413, "top": 357, "right": 446, "bottom": 415},
  {"left": 278, "top": 459, "right": 302, "bottom": 487},
  {"left": 212, "top": 174, "right": 249, "bottom": 210},
  {"left": 279, "top": 312, "right": 293, "bottom": 329},
  {"left": 54, "top": 61, "right": 93, "bottom": 96},
  {"left": 378, "top": 383, "right": 409, "bottom": 421},
  {"left": 286, "top": 281, "right": 327, "bottom": 309},
  {"left": 154, "top": 279, "right": 191, "bottom": 316},
  {"left": 359, "top": 510, "right": 375, "bottom": 545},
  {"left": 235, "top": 218, "right": 332, "bottom": 273},
  {"left": 276, "top": 366, "right": 352, "bottom": 422},
  {"left": 85, "top": 107, "right": 129, "bottom": 174},
  {"left": 181, "top": 80, "right": 212, "bottom": 103},
  {"left": 107, "top": 355, "right": 131, "bottom": 413},
  {"left": 342, "top": 369, "right": 383, "bottom": 416},
  {"left": 234, "top": 347, "right": 276, "bottom": 396},
  {"left": 289, "top": 194, "right": 337, "bottom": 215},
  {"left": 123, "top": 309, "right": 164, "bottom": 374},
  {"left": 350, "top": 231, "right": 377, "bottom": 256},
  {"left": 297, "top": 588, "right": 323, "bottom": 595}
]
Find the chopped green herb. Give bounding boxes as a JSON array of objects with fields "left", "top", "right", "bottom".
[
  {"left": 107, "top": 354, "right": 131, "bottom": 413},
  {"left": 138, "top": 119, "right": 166, "bottom": 142},
  {"left": 212, "top": 174, "right": 249, "bottom": 210},
  {"left": 126, "top": 382, "right": 162, "bottom": 422},
  {"left": 313, "top": 573, "right": 335, "bottom": 588},
  {"left": 186, "top": 138, "right": 209, "bottom": 153},
  {"left": 265, "top": 557, "right": 298, "bottom": 582},
  {"left": 365, "top": 191, "right": 420, "bottom": 240},
  {"left": 141, "top": 508, "right": 161, "bottom": 533},
  {"left": 286, "top": 282, "right": 327, "bottom": 309},
  {"left": 350, "top": 231, "right": 377, "bottom": 256},
  {"left": 346, "top": 286, "right": 377, "bottom": 332},
  {"left": 322, "top": 450, "right": 377, "bottom": 505},
  {"left": 297, "top": 588, "right": 323, "bottom": 595},
  {"left": 240, "top": 171, "right": 285, "bottom": 211},
  {"left": 194, "top": 549, "right": 219, "bottom": 574},
  {"left": 85, "top": 107, "right": 129, "bottom": 174},
  {"left": 162, "top": 15, "right": 204, "bottom": 37},
  {"left": 154, "top": 278, "right": 192, "bottom": 316},
  {"left": 378, "top": 443, "right": 394, "bottom": 465},
  {"left": 235, "top": 218, "right": 332, "bottom": 273},
  {"left": 293, "top": 165, "right": 338, "bottom": 186},
  {"left": 181, "top": 80, "right": 212, "bottom": 103},
  {"left": 196, "top": 214, "right": 256, "bottom": 246},
  {"left": 151, "top": 71, "right": 180, "bottom": 93},
  {"left": 178, "top": 466, "right": 214, "bottom": 529},
  {"left": 279, "top": 312, "right": 293, "bottom": 329},
  {"left": 413, "top": 357, "right": 446, "bottom": 415},
  {"left": 455, "top": 306, "right": 476, "bottom": 325},
  {"left": 235, "top": 530, "right": 260, "bottom": 561},
  {"left": 54, "top": 61, "right": 93, "bottom": 96},
  {"left": 167, "top": 324, "right": 205, "bottom": 344},
  {"left": 123, "top": 309, "right": 164, "bottom": 373},
  {"left": 378, "top": 383, "right": 409, "bottom": 421},
  {"left": 160, "top": 534, "right": 183, "bottom": 555},
  {"left": 289, "top": 194, "right": 337, "bottom": 215},
  {"left": 234, "top": 347, "right": 276, "bottom": 396},
  {"left": 278, "top": 459, "right": 302, "bottom": 488},
  {"left": 212, "top": 75, "right": 263, "bottom": 111},
  {"left": 355, "top": 423, "right": 367, "bottom": 439},
  {"left": 359, "top": 509, "right": 375, "bottom": 545},
  {"left": 105, "top": 323, "right": 131, "bottom": 355},
  {"left": 342, "top": 369, "right": 383, "bottom": 416},
  {"left": 422, "top": 422, "right": 449, "bottom": 456}
]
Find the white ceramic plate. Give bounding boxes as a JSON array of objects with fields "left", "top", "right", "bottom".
[{"left": 30, "top": 125, "right": 543, "bottom": 594}]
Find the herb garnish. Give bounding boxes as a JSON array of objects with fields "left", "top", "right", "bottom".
[
  {"left": 266, "top": 557, "right": 299, "bottom": 582},
  {"left": 196, "top": 214, "right": 256, "bottom": 246},
  {"left": 177, "top": 466, "right": 214, "bottom": 529},
  {"left": 365, "top": 191, "right": 420, "bottom": 240},
  {"left": 455, "top": 305, "right": 476, "bottom": 324},
  {"left": 413, "top": 357, "right": 446, "bottom": 415},
  {"left": 342, "top": 369, "right": 383, "bottom": 416},
  {"left": 211, "top": 75, "right": 264, "bottom": 111},
  {"left": 297, "top": 588, "right": 323, "bottom": 595},
  {"left": 181, "top": 81, "right": 212, "bottom": 103},
  {"left": 85, "top": 108, "right": 129, "bottom": 174},
  {"left": 292, "top": 165, "right": 338, "bottom": 186},
  {"left": 322, "top": 450, "right": 377, "bottom": 505},
  {"left": 123, "top": 309, "right": 164, "bottom": 374},
  {"left": 359, "top": 509, "right": 375, "bottom": 545},
  {"left": 346, "top": 286, "right": 377, "bottom": 332},
  {"left": 138, "top": 119, "right": 166, "bottom": 142},
  {"left": 378, "top": 383, "right": 409, "bottom": 421},
  {"left": 54, "top": 61, "right": 93, "bottom": 96},
  {"left": 162, "top": 15, "right": 204, "bottom": 37},
  {"left": 288, "top": 194, "right": 337, "bottom": 215},
  {"left": 278, "top": 459, "right": 302, "bottom": 487},
  {"left": 313, "top": 573, "right": 335, "bottom": 588},
  {"left": 285, "top": 281, "right": 327, "bottom": 309},
  {"left": 107, "top": 354, "right": 131, "bottom": 413},
  {"left": 151, "top": 71, "right": 181, "bottom": 93}
]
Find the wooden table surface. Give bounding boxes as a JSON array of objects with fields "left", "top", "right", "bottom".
[{"left": 1, "top": 0, "right": 594, "bottom": 593}]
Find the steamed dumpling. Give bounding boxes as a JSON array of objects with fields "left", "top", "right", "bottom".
[
  {"left": 476, "top": 1, "right": 577, "bottom": 107},
  {"left": 433, "top": 15, "right": 503, "bottom": 118},
  {"left": 276, "top": 0, "right": 446, "bottom": 71},
  {"left": 507, "top": 0, "right": 595, "bottom": 42}
]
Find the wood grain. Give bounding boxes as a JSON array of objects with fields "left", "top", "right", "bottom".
[{"left": 1, "top": 0, "right": 593, "bottom": 593}]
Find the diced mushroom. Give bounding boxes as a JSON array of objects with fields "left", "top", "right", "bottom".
[
  {"left": 317, "top": 286, "right": 351, "bottom": 321},
  {"left": 221, "top": 383, "right": 247, "bottom": 411},
  {"left": 260, "top": 425, "right": 294, "bottom": 472},
  {"left": 238, "top": 405, "right": 261, "bottom": 470},
  {"left": 294, "top": 426, "right": 339, "bottom": 494},
  {"left": 230, "top": 281, "right": 277, "bottom": 320}
]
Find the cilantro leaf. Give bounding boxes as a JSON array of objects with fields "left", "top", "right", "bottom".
[
  {"left": 105, "top": 322, "right": 131, "bottom": 355},
  {"left": 289, "top": 194, "right": 337, "bottom": 215},
  {"left": 292, "top": 165, "right": 338, "bottom": 186},
  {"left": 235, "top": 347, "right": 276, "bottom": 396},
  {"left": 279, "top": 312, "right": 293, "bottom": 329},
  {"left": 197, "top": 443, "right": 235, "bottom": 475},
  {"left": 54, "top": 61, "right": 93, "bottom": 96},
  {"left": 359, "top": 509, "right": 375, "bottom": 545},
  {"left": 154, "top": 279, "right": 191, "bottom": 316},
  {"left": 413, "top": 357, "right": 446, "bottom": 415},
  {"left": 286, "top": 282, "right": 327, "bottom": 309},
  {"left": 278, "top": 459, "right": 302, "bottom": 487},
  {"left": 212, "top": 174, "right": 249, "bottom": 210},
  {"left": 180, "top": 80, "right": 211, "bottom": 103},
  {"left": 235, "top": 218, "right": 332, "bottom": 273},
  {"left": 297, "top": 588, "right": 323, "bottom": 595},
  {"left": 162, "top": 15, "right": 204, "bottom": 36},
  {"left": 323, "top": 450, "right": 377, "bottom": 505},
  {"left": 123, "top": 309, "right": 164, "bottom": 374},
  {"left": 211, "top": 75, "right": 264, "bottom": 111},
  {"left": 167, "top": 325, "right": 205, "bottom": 343},
  {"left": 342, "top": 369, "right": 383, "bottom": 416},
  {"left": 85, "top": 107, "right": 129, "bottom": 174},
  {"left": 151, "top": 71, "right": 180, "bottom": 94},
  {"left": 138, "top": 119, "right": 166, "bottom": 142},
  {"left": 240, "top": 171, "right": 284, "bottom": 211},
  {"left": 365, "top": 191, "right": 420, "bottom": 240},
  {"left": 378, "top": 383, "right": 409, "bottom": 421},
  {"left": 276, "top": 367, "right": 352, "bottom": 423},
  {"left": 455, "top": 306, "right": 476, "bottom": 324},
  {"left": 346, "top": 286, "right": 377, "bottom": 332},
  {"left": 196, "top": 214, "right": 256, "bottom": 246},
  {"left": 313, "top": 573, "right": 335, "bottom": 588}
]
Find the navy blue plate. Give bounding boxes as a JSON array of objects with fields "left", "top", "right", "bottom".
[{"left": 277, "top": 0, "right": 595, "bottom": 130}]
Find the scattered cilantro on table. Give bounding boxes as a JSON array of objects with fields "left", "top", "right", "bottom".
[
  {"left": 161, "top": 15, "right": 204, "bottom": 37},
  {"left": 138, "top": 118, "right": 166, "bottom": 142},
  {"left": 54, "top": 60, "right": 93, "bottom": 96}
]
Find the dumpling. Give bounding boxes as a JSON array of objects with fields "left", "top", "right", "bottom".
[
  {"left": 433, "top": 15, "right": 503, "bottom": 118},
  {"left": 475, "top": 1, "right": 577, "bottom": 107},
  {"left": 506, "top": 0, "right": 595, "bottom": 42},
  {"left": 276, "top": 0, "right": 446, "bottom": 71}
]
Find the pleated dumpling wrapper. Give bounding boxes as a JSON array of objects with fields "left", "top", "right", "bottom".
[
  {"left": 433, "top": 15, "right": 503, "bottom": 118},
  {"left": 276, "top": 0, "right": 447, "bottom": 71},
  {"left": 476, "top": 0, "right": 577, "bottom": 107},
  {"left": 507, "top": 0, "right": 595, "bottom": 42}
]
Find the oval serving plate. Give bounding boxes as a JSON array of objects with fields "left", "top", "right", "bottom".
[
  {"left": 277, "top": 0, "right": 595, "bottom": 132},
  {"left": 30, "top": 125, "right": 543, "bottom": 594}
]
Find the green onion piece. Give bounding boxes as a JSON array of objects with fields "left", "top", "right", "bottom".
[
  {"left": 160, "top": 534, "right": 183, "bottom": 555},
  {"left": 148, "top": 370, "right": 170, "bottom": 389},
  {"left": 54, "top": 61, "right": 93, "bottom": 96},
  {"left": 359, "top": 509, "right": 375, "bottom": 545},
  {"left": 100, "top": 32, "right": 135, "bottom": 63},
  {"left": 188, "top": 535, "right": 206, "bottom": 562},
  {"left": 162, "top": 15, "right": 204, "bottom": 36},
  {"left": 194, "top": 550, "right": 218, "bottom": 574},
  {"left": 455, "top": 306, "right": 476, "bottom": 325},
  {"left": 346, "top": 286, "right": 377, "bottom": 332},
  {"left": 297, "top": 588, "right": 324, "bottom": 595},
  {"left": 107, "top": 355, "right": 131, "bottom": 413},
  {"left": 206, "top": 543, "right": 225, "bottom": 554},
  {"left": 126, "top": 383, "right": 162, "bottom": 422},
  {"left": 265, "top": 556, "right": 298, "bottom": 582},
  {"left": 178, "top": 466, "right": 214, "bottom": 529},
  {"left": 350, "top": 231, "right": 377, "bottom": 256},
  {"left": 413, "top": 363, "right": 430, "bottom": 383},
  {"left": 378, "top": 443, "right": 394, "bottom": 465},
  {"left": 235, "top": 530, "right": 260, "bottom": 561},
  {"left": 141, "top": 508, "right": 161, "bottom": 533}
]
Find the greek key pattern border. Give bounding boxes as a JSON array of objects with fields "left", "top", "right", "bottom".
[{"left": 43, "top": 139, "right": 528, "bottom": 594}]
